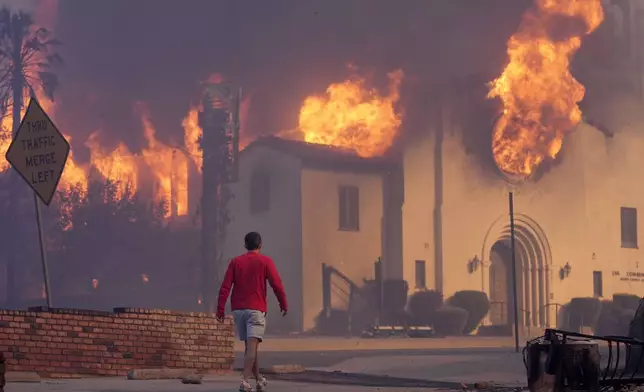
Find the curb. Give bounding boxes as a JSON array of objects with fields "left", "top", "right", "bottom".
[
  {"left": 234, "top": 364, "right": 306, "bottom": 375},
  {"left": 6, "top": 372, "right": 41, "bottom": 383},
  {"left": 263, "top": 364, "right": 306, "bottom": 374},
  {"left": 127, "top": 369, "right": 197, "bottom": 380}
]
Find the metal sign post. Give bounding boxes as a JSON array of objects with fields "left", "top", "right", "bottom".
[{"left": 5, "top": 97, "right": 71, "bottom": 308}]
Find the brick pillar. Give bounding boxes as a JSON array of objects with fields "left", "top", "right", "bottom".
[{"left": 0, "top": 351, "right": 6, "bottom": 392}]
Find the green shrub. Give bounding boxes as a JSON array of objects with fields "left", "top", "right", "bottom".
[
  {"left": 408, "top": 290, "right": 443, "bottom": 326},
  {"left": 567, "top": 297, "right": 602, "bottom": 332},
  {"left": 613, "top": 294, "right": 641, "bottom": 312},
  {"left": 432, "top": 305, "right": 468, "bottom": 336},
  {"left": 447, "top": 290, "right": 490, "bottom": 334}
]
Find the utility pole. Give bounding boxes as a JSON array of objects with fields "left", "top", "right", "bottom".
[{"left": 198, "top": 84, "right": 240, "bottom": 312}]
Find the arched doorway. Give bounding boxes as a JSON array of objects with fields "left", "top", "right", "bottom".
[{"left": 482, "top": 214, "right": 552, "bottom": 328}]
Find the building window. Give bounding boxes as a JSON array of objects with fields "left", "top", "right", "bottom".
[
  {"left": 621, "top": 207, "right": 638, "bottom": 248},
  {"left": 250, "top": 170, "right": 270, "bottom": 214},
  {"left": 415, "top": 260, "right": 427, "bottom": 289},
  {"left": 338, "top": 185, "right": 359, "bottom": 231},
  {"left": 593, "top": 271, "right": 603, "bottom": 298}
]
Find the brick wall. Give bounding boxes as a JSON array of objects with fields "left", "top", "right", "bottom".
[{"left": 0, "top": 307, "right": 234, "bottom": 378}]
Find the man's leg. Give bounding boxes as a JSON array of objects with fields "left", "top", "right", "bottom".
[
  {"left": 243, "top": 337, "right": 259, "bottom": 381},
  {"left": 234, "top": 311, "right": 253, "bottom": 391},
  {"left": 252, "top": 340, "right": 261, "bottom": 380},
  {"left": 247, "top": 311, "right": 267, "bottom": 390}
]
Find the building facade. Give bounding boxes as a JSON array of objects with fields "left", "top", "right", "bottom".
[
  {"left": 400, "top": 91, "right": 644, "bottom": 328},
  {"left": 223, "top": 137, "right": 395, "bottom": 332}
]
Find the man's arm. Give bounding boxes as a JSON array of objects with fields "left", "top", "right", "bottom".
[
  {"left": 216, "top": 260, "right": 235, "bottom": 319},
  {"left": 266, "top": 258, "right": 288, "bottom": 312}
]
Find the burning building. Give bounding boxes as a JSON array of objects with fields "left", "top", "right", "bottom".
[
  {"left": 223, "top": 0, "right": 644, "bottom": 334},
  {"left": 400, "top": 0, "right": 644, "bottom": 332},
  {"left": 223, "top": 136, "right": 398, "bottom": 332}
]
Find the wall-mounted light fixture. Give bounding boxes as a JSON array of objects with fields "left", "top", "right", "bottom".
[
  {"left": 467, "top": 255, "right": 480, "bottom": 274},
  {"left": 559, "top": 262, "right": 572, "bottom": 280}
]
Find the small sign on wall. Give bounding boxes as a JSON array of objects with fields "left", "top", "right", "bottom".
[{"left": 614, "top": 271, "right": 644, "bottom": 282}]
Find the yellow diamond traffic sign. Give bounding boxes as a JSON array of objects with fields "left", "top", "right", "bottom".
[{"left": 4, "top": 98, "right": 70, "bottom": 206}]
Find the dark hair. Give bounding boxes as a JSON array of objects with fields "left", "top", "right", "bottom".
[{"left": 244, "top": 231, "right": 262, "bottom": 251}]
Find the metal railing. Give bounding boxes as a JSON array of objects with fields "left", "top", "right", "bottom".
[
  {"left": 525, "top": 328, "right": 644, "bottom": 391},
  {"left": 321, "top": 263, "right": 361, "bottom": 333}
]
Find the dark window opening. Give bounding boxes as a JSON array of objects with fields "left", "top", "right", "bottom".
[
  {"left": 593, "top": 271, "right": 603, "bottom": 298},
  {"left": 415, "top": 260, "right": 427, "bottom": 289},
  {"left": 250, "top": 171, "right": 270, "bottom": 214},
  {"left": 621, "top": 207, "right": 638, "bottom": 248},
  {"left": 338, "top": 185, "right": 360, "bottom": 231}
]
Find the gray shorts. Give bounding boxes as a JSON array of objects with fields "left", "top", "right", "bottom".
[{"left": 232, "top": 309, "right": 266, "bottom": 342}]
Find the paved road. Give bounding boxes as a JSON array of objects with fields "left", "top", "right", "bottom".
[
  {"left": 9, "top": 376, "right": 423, "bottom": 392},
  {"left": 231, "top": 336, "right": 529, "bottom": 388},
  {"left": 236, "top": 346, "right": 514, "bottom": 369}
]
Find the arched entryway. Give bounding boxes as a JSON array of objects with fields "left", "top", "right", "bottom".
[{"left": 482, "top": 214, "right": 552, "bottom": 328}]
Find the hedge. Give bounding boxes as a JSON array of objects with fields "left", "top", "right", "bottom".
[
  {"left": 447, "top": 290, "right": 490, "bottom": 334},
  {"left": 408, "top": 290, "right": 443, "bottom": 326},
  {"left": 432, "top": 305, "right": 468, "bottom": 336}
]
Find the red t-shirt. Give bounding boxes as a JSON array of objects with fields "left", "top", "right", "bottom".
[{"left": 216, "top": 251, "right": 288, "bottom": 318}]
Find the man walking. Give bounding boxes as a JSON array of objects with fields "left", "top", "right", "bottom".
[{"left": 216, "top": 232, "right": 288, "bottom": 392}]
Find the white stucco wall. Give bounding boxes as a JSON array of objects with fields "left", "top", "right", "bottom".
[
  {"left": 224, "top": 146, "right": 304, "bottom": 332},
  {"left": 300, "top": 168, "right": 384, "bottom": 331},
  {"left": 402, "top": 115, "right": 644, "bottom": 327}
]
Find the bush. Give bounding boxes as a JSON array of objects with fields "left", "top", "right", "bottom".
[
  {"left": 613, "top": 294, "right": 641, "bottom": 312},
  {"left": 432, "top": 306, "right": 468, "bottom": 336},
  {"left": 594, "top": 301, "right": 623, "bottom": 336},
  {"left": 408, "top": 290, "right": 443, "bottom": 326},
  {"left": 447, "top": 290, "right": 490, "bottom": 334},
  {"left": 382, "top": 279, "right": 409, "bottom": 313},
  {"left": 567, "top": 297, "right": 602, "bottom": 332}
]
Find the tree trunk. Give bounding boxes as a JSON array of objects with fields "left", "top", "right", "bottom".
[{"left": 6, "top": 42, "right": 24, "bottom": 306}]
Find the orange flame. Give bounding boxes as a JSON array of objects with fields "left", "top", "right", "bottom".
[
  {"left": 92, "top": 278, "right": 99, "bottom": 289},
  {"left": 182, "top": 74, "right": 252, "bottom": 169},
  {"left": 137, "top": 103, "right": 189, "bottom": 217},
  {"left": 292, "top": 69, "right": 404, "bottom": 157},
  {"left": 182, "top": 108, "right": 202, "bottom": 171},
  {"left": 85, "top": 131, "right": 138, "bottom": 200},
  {"left": 197, "top": 295, "right": 203, "bottom": 305},
  {"left": 487, "top": 0, "right": 604, "bottom": 177},
  {"left": 141, "top": 273, "right": 149, "bottom": 283}
]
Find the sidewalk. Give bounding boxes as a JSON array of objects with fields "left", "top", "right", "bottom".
[
  {"left": 6, "top": 374, "right": 432, "bottom": 391},
  {"left": 310, "top": 351, "right": 527, "bottom": 386},
  {"left": 237, "top": 336, "right": 517, "bottom": 352}
]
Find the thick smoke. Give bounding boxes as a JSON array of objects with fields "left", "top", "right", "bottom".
[{"left": 51, "top": 0, "right": 531, "bottom": 162}]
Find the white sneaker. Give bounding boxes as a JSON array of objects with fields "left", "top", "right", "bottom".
[
  {"left": 239, "top": 380, "right": 252, "bottom": 392},
  {"left": 256, "top": 375, "right": 268, "bottom": 392}
]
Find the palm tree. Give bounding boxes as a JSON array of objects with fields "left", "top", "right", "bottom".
[
  {"left": 0, "top": 6, "right": 62, "bottom": 136},
  {"left": 0, "top": 7, "right": 62, "bottom": 306}
]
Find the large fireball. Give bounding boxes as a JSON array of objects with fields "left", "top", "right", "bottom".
[
  {"left": 488, "top": 0, "right": 604, "bottom": 177},
  {"left": 296, "top": 69, "right": 404, "bottom": 157}
]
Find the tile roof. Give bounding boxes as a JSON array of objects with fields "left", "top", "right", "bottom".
[{"left": 241, "top": 136, "right": 397, "bottom": 174}]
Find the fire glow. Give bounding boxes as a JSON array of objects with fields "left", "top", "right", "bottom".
[
  {"left": 291, "top": 68, "right": 404, "bottom": 157},
  {"left": 487, "top": 0, "right": 604, "bottom": 177},
  {"left": 0, "top": 96, "right": 193, "bottom": 219}
]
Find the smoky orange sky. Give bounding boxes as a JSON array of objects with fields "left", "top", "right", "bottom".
[{"left": 42, "top": 0, "right": 532, "bottom": 164}]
